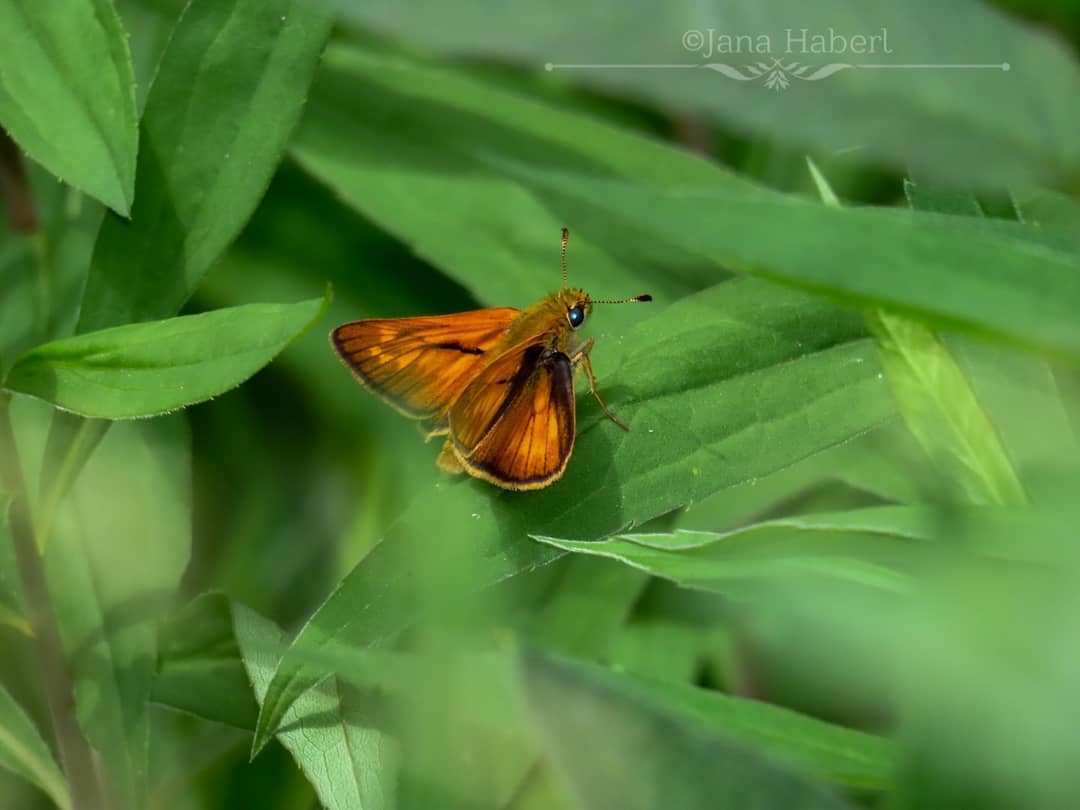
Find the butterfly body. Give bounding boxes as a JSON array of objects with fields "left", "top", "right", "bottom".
[{"left": 331, "top": 230, "right": 649, "bottom": 491}]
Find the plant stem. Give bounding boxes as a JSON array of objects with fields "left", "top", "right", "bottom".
[
  {"left": 0, "top": 130, "right": 39, "bottom": 233},
  {"left": 0, "top": 394, "right": 104, "bottom": 810}
]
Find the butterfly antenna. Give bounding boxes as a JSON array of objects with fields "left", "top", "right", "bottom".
[
  {"left": 560, "top": 227, "right": 570, "bottom": 288},
  {"left": 591, "top": 293, "right": 653, "bottom": 305}
]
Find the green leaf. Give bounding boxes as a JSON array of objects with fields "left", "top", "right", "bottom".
[
  {"left": 291, "top": 43, "right": 759, "bottom": 310},
  {"left": 330, "top": 0, "right": 1080, "bottom": 188},
  {"left": 4, "top": 294, "right": 329, "bottom": 419},
  {"left": 32, "top": 0, "right": 334, "bottom": 547},
  {"left": 867, "top": 311, "right": 1026, "bottom": 505},
  {"left": 233, "top": 602, "right": 398, "bottom": 810},
  {"left": 602, "top": 661, "right": 894, "bottom": 789},
  {"left": 502, "top": 167, "right": 1080, "bottom": 361},
  {"left": 0, "top": 0, "right": 137, "bottom": 214},
  {"left": 805, "top": 166, "right": 1029, "bottom": 506},
  {"left": 893, "top": 174, "right": 1074, "bottom": 496},
  {"left": 673, "top": 421, "right": 926, "bottom": 534},
  {"left": 77, "top": 0, "right": 334, "bottom": 333},
  {"left": 467, "top": 557, "right": 649, "bottom": 808},
  {"left": 537, "top": 506, "right": 934, "bottom": 598},
  {"left": 252, "top": 279, "right": 895, "bottom": 753},
  {"left": 32, "top": 414, "right": 109, "bottom": 551},
  {"left": 10, "top": 398, "right": 191, "bottom": 809},
  {"left": 152, "top": 593, "right": 258, "bottom": 731},
  {"left": 523, "top": 649, "right": 862, "bottom": 809},
  {"left": 0, "top": 681, "right": 70, "bottom": 810}
]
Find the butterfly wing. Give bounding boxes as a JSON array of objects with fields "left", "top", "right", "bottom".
[
  {"left": 447, "top": 340, "right": 575, "bottom": 490},
  {"left": 330, "top": 308, "right": 519, "bottom": 420}
]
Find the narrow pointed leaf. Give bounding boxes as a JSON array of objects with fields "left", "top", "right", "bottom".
[
  {"left": 5, "top": 294, "right": 329, "bottom": 419},
  {"left": 537, "top": 506, "right": 935, "bottom": 597},
  {"left": 867, "top": 311, "right": 1026, "bottom": 505},
  {"left": 0, "top": 681, "right": 69, "bottom": 809}
]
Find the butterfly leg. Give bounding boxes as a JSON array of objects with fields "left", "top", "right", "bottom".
[{"left": 570, "top": 338, "right": 629, "bottom": 432}]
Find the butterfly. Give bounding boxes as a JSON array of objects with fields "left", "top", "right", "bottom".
[{"left": 330, "top": 228, "right": 651, "bottom": 490}]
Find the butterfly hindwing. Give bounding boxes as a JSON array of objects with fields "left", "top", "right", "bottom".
[
  {"left": 330, "top": 308, "right": 519, "bottom": 420},
  {"left": 448, "top": 340, "right": 575, "bottom": 490}
]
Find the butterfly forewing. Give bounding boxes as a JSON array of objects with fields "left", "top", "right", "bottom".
[
  {"left": 331, "top": 308, "right": 519, "bottom": 419},
  {"left": 449, "top": 341, "right": 575, "bottom": 489}
]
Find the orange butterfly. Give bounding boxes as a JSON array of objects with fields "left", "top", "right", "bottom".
[{"left": 330, "top": 229, "right": 651, "bottom": 490}]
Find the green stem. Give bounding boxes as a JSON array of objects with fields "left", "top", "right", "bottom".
[{"left": 0, "top": 394, "right": 104, "bottom": 810}]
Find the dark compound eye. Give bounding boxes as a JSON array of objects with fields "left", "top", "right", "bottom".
[{"left": 567, "top": 305, "right": 585, "bottom": 328}]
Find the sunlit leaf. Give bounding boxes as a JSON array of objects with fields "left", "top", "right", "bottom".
[{"left": 5, "top": 294, "right": 329, "bottom": 419}]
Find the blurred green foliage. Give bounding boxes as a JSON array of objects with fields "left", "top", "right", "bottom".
[{"left": 1, "top": 1, "right": 1080, "bottom": 809}]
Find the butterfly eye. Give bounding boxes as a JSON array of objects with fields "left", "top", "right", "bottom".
[{"left": 567, "top": 305, "right": 586, "bottom": 329}]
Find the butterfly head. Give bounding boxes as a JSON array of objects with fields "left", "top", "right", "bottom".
[
  {"left": 555, "top": 287, "right": 592, "bottom": 331},
  {"left": 556, "top": 228, "right": 651, "bottom": 331}
]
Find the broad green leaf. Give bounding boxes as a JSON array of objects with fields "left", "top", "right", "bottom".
[
  {"left": 11, "top": 398, "right": 191, "bottom": 809},
  {"left": 828, "top": 422, "right": 930, "bottom": 506},
  {"left": 152, "top": 593, "right": 258, "bottom": 731},
  {"left": 0, "top": 0, "right": 137, "bottom": 214},
  {"left": 234, "top": 602, "right": 397, "bottom": 810},
  {"left": 0, "top": 681, "right": 69, "bottom": 810},
  {"left": 291, "top": 43, "right": 761, "bottom": 312},
  {"left": 252, "top": 279, "right": 895, "bottom": 752},
  {"left": 4, "top": 294, "right": 329, "bottom": 419},
  {"left": 503, "top": 168, "right": 1080, "bottom": 361},
  {"left": 523, "top": 650, "right": 862, "bottom": 809},
  {"left": 78, "top": 0, "right": 334, "bottom": 333},
  {"left": 538, "top": 506, "right": 934, "bottom": 598},
  {"left": 331, "top": 0, "right": 1080, "bottom": 188}
]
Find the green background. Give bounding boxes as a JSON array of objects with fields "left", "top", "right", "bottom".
[{"left": 1, "top": 1, "right": 1080, "bottom": 808}]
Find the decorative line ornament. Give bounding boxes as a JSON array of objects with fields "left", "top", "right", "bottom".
[{"left": 544, "top": 60, "right": 1011, "bottom": 92}]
